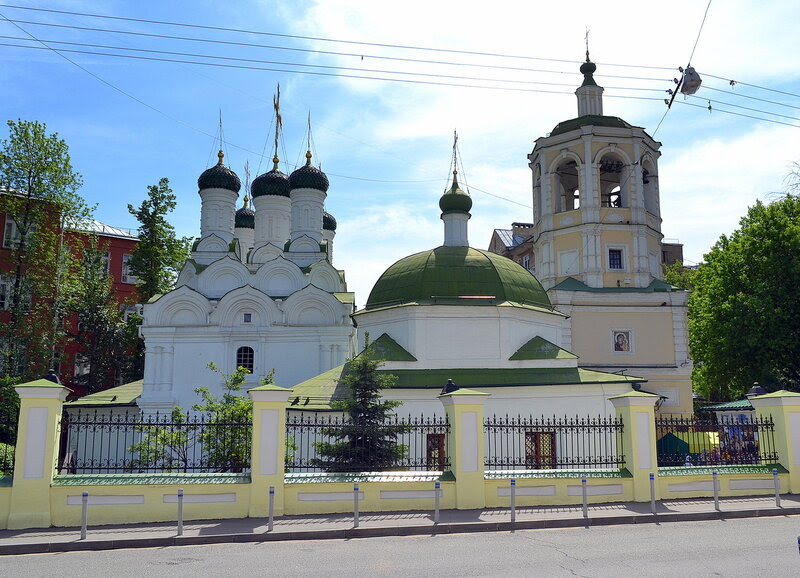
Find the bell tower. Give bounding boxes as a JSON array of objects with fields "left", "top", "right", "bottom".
[{"left": 528, "top": 54, "right": 664, "bottom": 290}]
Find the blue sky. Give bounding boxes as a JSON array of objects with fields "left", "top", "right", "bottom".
[{"left": 2, "top": 0, "right": 799, "bottom": 307}]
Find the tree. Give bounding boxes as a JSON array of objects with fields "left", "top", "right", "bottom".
[
  {"left": 0, "top": 119, "right": 89, "bottom": 379},
  {"left": 663, "top": 261, "right": 697, "bottom": 290},
  {"left": 63, "top": 237, "right": 126, "bottom": 393},
  {"left": 128, "top": 362, "right": 266, "bottom": 473},
  {"left": 126, "top": 178, "right": 191, "bottom": 303},
  {"left": 312, "top": 335, "right": 407, "bottom": 472},
  {"left": 688, "top": 194, "right": 800, "bottom": 401}
]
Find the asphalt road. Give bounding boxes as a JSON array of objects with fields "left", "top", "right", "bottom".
[{"left": 3, "top": 516, "right": 799, "bottom": 577}]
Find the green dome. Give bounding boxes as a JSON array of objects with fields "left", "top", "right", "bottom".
[
  {"left": 366, "top": 246, "right": 551, "bottom": 310},
  {"left": 439, "top": 173, "right": 472, "bottom": 214}
]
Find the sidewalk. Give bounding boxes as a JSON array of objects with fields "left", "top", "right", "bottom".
[{"left": 2, "top": 495, "right": 799, "bottom": 555}]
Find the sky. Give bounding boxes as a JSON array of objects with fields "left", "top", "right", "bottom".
[{"left": 2, "top": 0, "right": 799, "bottom": 308}]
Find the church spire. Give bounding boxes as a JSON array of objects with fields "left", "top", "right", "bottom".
[
  {"left": 439, "top": 131, "right": 472, "bottom": 247},
  {"left": 576, "top": 40, "right": 604, "bottom": 116}
]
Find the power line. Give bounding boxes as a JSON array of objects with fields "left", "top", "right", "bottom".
[
  {"left": 686, "top": 94, "right": 800, "bottom": 123},
  {"left": 675, "top": 100, "right": 799, "bottom": 128},
  {"left": 687, "top": 0, "right": 713, "bottom": 66},
  {"left": 0, "top": 3, "right": 677, "bottom": 71},
  {"left": 2, "top": 18, "right": 673, "bottom": 83},
  {"left": 0, "top": 34, "right": 671, "bottom": 91},
  {"left": 0, "top": 41, "right": 667, "bottom": 100},
  {"left": 701, "top": 72, "right": 800, "bottom": 100}
]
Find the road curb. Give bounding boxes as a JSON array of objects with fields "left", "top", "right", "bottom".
[{"left": 2, "top": 506, "right": 799, "bottom": 555}]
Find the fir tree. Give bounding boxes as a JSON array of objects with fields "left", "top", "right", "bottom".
[{"left": 312, "top": 334, "right": 407, "bottom": 472}]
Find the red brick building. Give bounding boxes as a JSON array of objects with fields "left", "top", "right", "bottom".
[{"left": 1, "top": 205, "right": 139, "bottom": 391}]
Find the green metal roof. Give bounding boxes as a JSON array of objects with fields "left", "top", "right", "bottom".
[
  {"left": 699, "top": 399, "right": 753, "bottom": 412},
  {"left": 290, "top": 363, "right": 644, "bottom": 410},
  {"left": 66, "top": 380, "right": 143, "bottom": 407},
  {"left": 365, "top": 246, "right": 552, "bottom": 310},
  {"left": 551, "top": 277, "right": 680, "bottom": 293},
  {"left": 550, "top": 115, "right": 634, "bottom": 137},
  {"left": 367, "top": 333, "right": 417, "bottom": 362},
  {"left": 509, "top": 336, "right": 577, "bottom": 361}
]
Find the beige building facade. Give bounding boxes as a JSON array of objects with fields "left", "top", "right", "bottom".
[{"left": 501, "top": 54, "right": 693, "bottom": 413}]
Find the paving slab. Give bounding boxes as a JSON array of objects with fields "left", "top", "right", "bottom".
[{"left": 1, "top": 494, "right": 799, "bottom": 555}]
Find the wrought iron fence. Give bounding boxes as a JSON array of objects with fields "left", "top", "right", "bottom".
[
  {"left": 655, "top": 414, "right": 778, "bottom": 467},
  {"left": 0, "top": 406, "right": 17, "bottom": 476},
  {"left": 286, "top": 413, "right": 450, "bottom": 473},
  {"left": 58, "top": 409, "right": 252, "bottom": 474},
  {"left": 484, "top": 414, "right": 625, "bottom": 470}
]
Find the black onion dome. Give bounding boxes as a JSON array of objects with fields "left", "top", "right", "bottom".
[
  {"left": 235, "top": 204, "right": 255, "bottom": 229},
  {"left": 251, "top": 156, "right": 290, "bottom": 198},
  {"left": 289, "top": 151, "right": 329, "bottom": 192},
  {"left": 323, "top": 211, "right": 337, "bottom": 231},
  {"left": 198, "top": 150, "right": 241, "bottom": 193}
]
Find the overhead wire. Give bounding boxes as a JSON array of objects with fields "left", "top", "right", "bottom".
[
  {"left": 0, "top": 18, "right": 673, "bottom": 82},
  {"left": 0, "top": 34, "right": 672, "bottom": 91},
  {"left": 0, "top": 3, "right": 677, "bottom": 71},
  {"left": 0, "top": 41, "right": 669, "bottom": 100}
]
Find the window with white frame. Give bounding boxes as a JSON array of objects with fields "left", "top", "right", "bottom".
[
  {"left": 522, "top": 255, "right": 531, "bottom": 271},
  {"left": 0, "top": 275, "right": 11, "bottom": 310},
  {"left": 74, "top": 354, "right": 90, "bottom": 377},
  {"left": 0, "top": 274, "right": 30, "bottom": 311},
  {"left": 236, "top": 346, "right": 254, "bottom": 373},
  {"left": 606, "top": 245, "right": 628, "bottom": 271},
  {"left": 121, "top": 253, "right": 138, "bottom": 284},
  {"left": 3, "top": 217, "right": 36, "bottom": 249}
]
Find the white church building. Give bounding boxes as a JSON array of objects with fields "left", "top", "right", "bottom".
[{"left": 136, "top": 151, "right": 355, "bottom": 413}]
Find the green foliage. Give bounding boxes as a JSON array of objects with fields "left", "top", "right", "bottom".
[
  {"left": 662, "top": 261, "right": 697, "bottom": 290},
  {"left": 127, "top": 362, "right": 267, "bottom": 473},
  {"left": 128, "top": 408, "right": 196, "bottom": 473},
  {"left": 0, "top": 442, "right": 14, "bottom": 476},
  {"left": 63, "top": 237, "right": 127, "bottom": 393},
  {"left": 126, "top": 178, "right": 191, "bottom": 302},
  {"left": 689, "top": 194, "right": 800, "bottom": 401},
  {"left": 191, "top": 362, "right": 261, "bottom": 473},
  {"left": 0, "top": 376, "right": 19, "bottom": 475},
  {"left": 312, "top": 335, "right": 407, "bottom": 472},
  {"left": 0, "top": 119, "right": 90, "bottom": 379}
]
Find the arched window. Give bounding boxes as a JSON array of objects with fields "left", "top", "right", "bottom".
[
  {"left": 236, "top": 346, "right": 254, "bottom": 374},
  {"left": 599, "top": 155, "right": 626, "bottom": 208},
  {"left": 642, "top": 159, "right": 659, "bottom": 215},
  {"left": 554, "top": 159, "right": 580, "bottom": 213}
]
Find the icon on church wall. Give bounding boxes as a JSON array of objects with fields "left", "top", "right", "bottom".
[{"left": 612, "top": 330, "right": 631, "bottom": 352}]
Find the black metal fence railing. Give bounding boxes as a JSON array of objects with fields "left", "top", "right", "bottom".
[
  {"left": 58, "top": 409, "right": 252, "bottom": 474},
  {"left": 655, "top": 414, "right": 779, "bottom": 467},
  {"left": 286, "top": 413, "right": 450, "bottom": 473},
  {"left": 484, "top": 414, "right": 625, "bottom": 470},
  {"left": 0, "top": 407, "right": 17, "bottom": 476}
]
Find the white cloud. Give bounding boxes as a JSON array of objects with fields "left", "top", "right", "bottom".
[{"left": 660, "top": 124, "right": 800, "bottom": 263}]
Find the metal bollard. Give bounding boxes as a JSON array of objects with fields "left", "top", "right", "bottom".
[
  {"left": 581, "top": 477, "right": 588, "bottom": 519},
  {"left": 773, "top": 469, "right": 781, "bottom": 508},
  {"left": 650, "top": 472, "right": 656, "bottom": 515},
  {"left": 353, "top": 483, "right": 359, "bottom": 528},
  {"left": 268, "top": 485, "right": 275, "bottom": 532},
  {"left": 177, "top": 488, "right": 184, "bottom": 536},
  {"left": 80, "top": 492, "right": 88, "bottom": 540},
  {"left": 712, "top": 470, "right": 720, "bottom": 511},
  {"left": 510, "top": 479, "right": 516, "bottom": 524},
  {"left": 434, "top": 481, "right": 440, "bottom": 524}
]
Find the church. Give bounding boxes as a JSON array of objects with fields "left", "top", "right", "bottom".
[
  {"left": 136, "top": 150, "right": 355, "bottom": 413},
  {"left": 73, "top": 54, "right": 692, "bottom": 419}
]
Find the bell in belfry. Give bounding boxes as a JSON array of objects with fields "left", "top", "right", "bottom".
[{"left": 680, "top": 66, "right": 703, "bottom": 95}]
